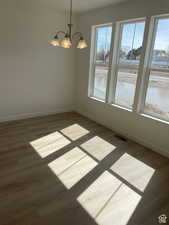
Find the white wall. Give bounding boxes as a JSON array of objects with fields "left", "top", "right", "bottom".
[
  {"left": 1, "top": 0, "right": 169, "bottom": 158},
  {"left": 0, "top": 0, "right": 76, "bottom": 121},
  {"left": 76, "top": 0, "right": 169, "bottom": 157}
]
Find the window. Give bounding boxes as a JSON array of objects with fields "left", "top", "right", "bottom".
[
  {"left": 113, "top": 20, "right": 145, "bottom": 109},
  {"left": 143, "top": 16, "right": 169, "bottom": 121},
  {"left": 89, "top": 14, "right": 169, "bottom": 123},
  {"left": 90, "top": 25, "right": 112, "bottom": 100}
]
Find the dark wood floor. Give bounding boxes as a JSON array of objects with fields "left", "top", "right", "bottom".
[{"left": 0, "top": 112, "right": 169, "bottom": 225}]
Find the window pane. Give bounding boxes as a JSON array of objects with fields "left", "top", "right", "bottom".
[
  {"left": 93, "top": 65, "right": 109, "bottom": 100},
  {"left": 114, "top": 21, "right": 145, "bottom": 108},
  {"left": 151, "top": 18, "right": 169, "bottom": 69},
  {"left": 144, "top": 71, "right": 169, "bottom": 120},
  {"left": 120, "top": 22, "right": 145, "bottom": 66},
  {"left": 144, "top": 17, "right": 169, "bottom": 121},
  {"left": 96, "top": 27, "right": 112, "bottom": 65},
  {"left": 93, "top": 26, "right": 112, "bottom": 100},
  {"left": 115, "top": 68, "right": 138, "bottom": 108}
]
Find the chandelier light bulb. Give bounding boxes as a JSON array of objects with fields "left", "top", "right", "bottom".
[
  {"left": 77, "top": 37, "right": 88, "bottom": 49},
  {"left": 61, "top": 37, "right": 72, "bottom": 48},
  {"left": 50, "top": 36, "right": 60, "bottom": 47}
]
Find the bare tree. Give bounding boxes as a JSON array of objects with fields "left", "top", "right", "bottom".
[{"left": 127, "top": 46, "right": 142, "bottom": 60}]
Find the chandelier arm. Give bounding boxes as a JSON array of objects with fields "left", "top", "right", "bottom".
[
  {"left": 55, "top": 31, "right": 67, "bottom": 37},
  {"left": 72, "top": 32, "right": 83, "bottom": 39}
]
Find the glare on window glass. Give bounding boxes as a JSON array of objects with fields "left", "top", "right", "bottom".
[
  {"left": 151, "top": 18, "right": 169, "bottom": 69},
  {"left": 144, "top": 18, "right": 169, "bottom": 121},
  {"left": 114, "top": 21, "right": 145, "bottom": 109},
  {"left": 93, "top": 26, "right": 112, "bottom": 100}
]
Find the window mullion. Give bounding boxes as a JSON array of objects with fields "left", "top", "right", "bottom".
[
  {"left": 133, "top": 16, "right": 156, "bottom": 113},
  {"left": 105, "top": 23, "right": 114, "bottom": 103},
  {"left": 140, "top": 17, "right": 158, "bottom": 113},
  {"left": 88, "top": 27, "right": 98, "bottom": 97},
  {"left": 108, "top": 22, "right": 122, "bottom": 104}
]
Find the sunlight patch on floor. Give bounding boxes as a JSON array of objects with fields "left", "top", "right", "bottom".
[
  {"left": 77, "top": 171, "right": 122, "bottom": 218},
  {"left": 30, "top": 131, "right": 70, "bottom": 158},
  {"left": 48, "top": 147, "right": 87, "bottom": 176},
  {"left": 61, "top": 124, "right": 89, "bottom": 141},
  {"left": 96, "top": 182, "right": 141, "bottom": 225},
  {"left": 48, "top": 147, "right": 97, "bottom": 189},
  {"left": 77, "top": 171, "right": 141, "bottom": 225},
  {"left": 111, "top": 153, "right": 155, "bottom": 192},
  {"left": 81, "top": 136, "right": 116, "bottom": 160}
]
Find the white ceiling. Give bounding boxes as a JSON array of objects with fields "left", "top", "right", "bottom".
[{"left": 38, "top": 0, "right": 128, "bottom": 13}]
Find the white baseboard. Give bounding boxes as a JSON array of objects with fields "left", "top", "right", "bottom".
[
  {"left": 76, "top": 109, "right": 169, "bottom": 159},
  {"left": 0, "top": 105, "right": 75, "bottom": 123}
]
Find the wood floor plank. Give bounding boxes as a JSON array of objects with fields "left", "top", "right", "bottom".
[{"left": 0, "top": 112, "right": 168, "bottom": 225}]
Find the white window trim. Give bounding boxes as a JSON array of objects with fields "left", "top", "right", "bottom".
[
  {"left": 105, "top": 23, "right": 115, "bottom": 103},
  {"left": 140, "top": 113, "right": 169, "bottom": 125},
  {"left": 88, "top": 23, "right": 112, "bottom": 101},
  {"left": 134, "top": 16, "right": 156, "bottom": 113},
  {"left": 138, "top": 13, "right": 169, "bottom": 123},
  {"left": 108, "top": 17, "right": 146, "bottom": 109},
  {"left": 88, "top": 14, "right": 169, "bottom": 124},
  {"left": 88, "top": 25, "right": 98, "bottom": 98},
  {"left": 136, "top": 16, "right": 158, "bottom": 113},
  {"left": 107, "top": 21, "right": 122, "bottom": 104}
]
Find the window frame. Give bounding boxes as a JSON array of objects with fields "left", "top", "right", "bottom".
[
  {"left": 108, "top": 17, "right": 146, "bottom": 110},
  {"left": 88, "top": 13, "right": 169, "bottom": 124},
  {"left": 138, "top": 14, "right": 169, "bottom": 122},
  {"left": 88, "top": 23, "right": 113, "bottom": 101}
]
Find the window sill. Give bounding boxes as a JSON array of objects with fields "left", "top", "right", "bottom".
[
  {"left": 109, "top": 103, "right": 133, "bottom": 112},
  {"left": 88, "top": 96, "right": 169, "bottom": 126},
  {"left": 140, "top": 113, "right": 169, "bottom": 126},
  {"left": 88, "top": 98, "right": 133, "bottom": 112},
  {"left": 88, "top": 96, "right": 106, "bottom": 104}
]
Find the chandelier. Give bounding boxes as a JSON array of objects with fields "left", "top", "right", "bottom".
[{"left": 50, "top": 0, "right": 87, "bottom": 49}]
